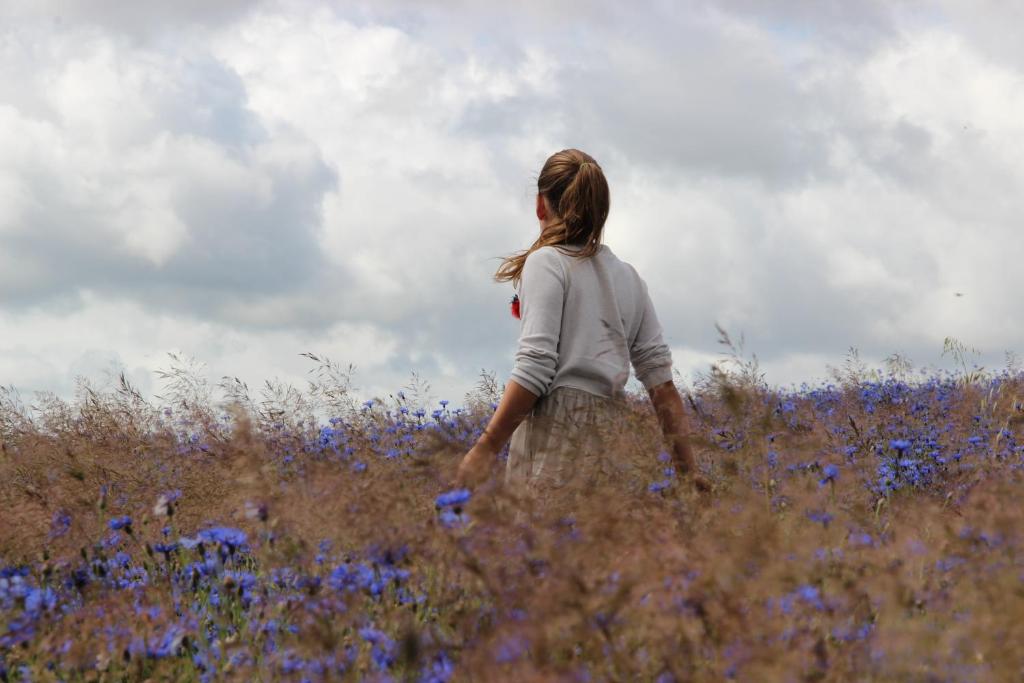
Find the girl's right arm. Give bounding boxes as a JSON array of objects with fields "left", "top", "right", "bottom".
[
  {"left": 648, "top": 380, "right": 712, "bottom": 493},
  {"left": 627, "top": 275, "right": 709, "bottom": 491}
]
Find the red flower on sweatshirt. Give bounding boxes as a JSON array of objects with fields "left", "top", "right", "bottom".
[{"left": 510, "top": 294, "right": 520, "bottom": 319}]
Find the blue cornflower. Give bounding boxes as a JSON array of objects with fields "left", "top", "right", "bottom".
[
  {"left": 359, "top": 627, "right": 396, "bottom": 670},
  {"left": 889, "top": 439, "right": 911, "bottom": 452},
  {"left": 199, "top": 526, "right": 246, "bottom": 545},
  {"left": 936, "top": 556, "right": 966, "bottom": 572},
  {"left": 196, "top": 527, "right": 248, "bottom": 554},
  {"left": 438, "top": 508, "right": 468, "bottom": 529},
  {"left": 435, "top": 489, "right": 471, "bottom": 508},
  {"left": 422, "top": 651, "right": 454, "bottom": 683},
  {"left": 23, "top": 587, "right": 57, "bottom": 616},
  {"left": 108, "top": 516, "right": 132, "bottom": 531},
  {"left": 795, "top": 584, "right": 826, "bottom": 610},
  {"left": 806, "top": 510, "right": 834, "bottom": 527},
  {"left": 49, "top": 510, "right": 72, "bottom": 539},
  {"left": 819, "top": 463, "right": 839, "bottom": 486},
  {"left": 832, "top": 621, "right": 874, "bottom": 642},
  {"left": 329, "top": 563, "right": 376, "bottom": 594},
  {"left": 849, "top": 532, "right": 874, "bottom": 547},
  {"left": 648, "top": 480, "right": 671, "bottom": 493},
  {"left": 147, "top": 624, "right": 186, "bottom": 658},
  {"left": 179, "top": 536, "right": 202, "bottom": 550},
  {"left": 495, "top": 634, "right": 529, "bottom": 664}
]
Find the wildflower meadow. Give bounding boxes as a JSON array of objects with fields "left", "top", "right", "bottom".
[{"left": 3, "top": 340, "right": 1024, "bottom": 681}]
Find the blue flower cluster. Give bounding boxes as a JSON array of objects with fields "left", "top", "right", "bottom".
[
  {"left": 766, "top": 583, "right": 827, "bottom": 616},
  {"left": 435, "top": 488, "right": 472, "bottom": 528},
  {"left": 7, "top": 368, "right": 1024, "bottom": 680},
  {"left": 0, "top": 513, "right": 445, "bottom": 683}
]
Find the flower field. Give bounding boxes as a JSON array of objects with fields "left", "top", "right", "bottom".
[{"left": 2, "top": 354, "right": 1024, "bottom": 681}]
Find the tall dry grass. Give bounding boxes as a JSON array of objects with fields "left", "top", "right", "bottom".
[{"left": 2, "top": 346, "right": 1024, "bottom": 681}]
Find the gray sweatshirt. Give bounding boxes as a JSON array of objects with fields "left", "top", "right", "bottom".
[{"left": 509, "top": 242, "right": 674, "bottom": 399}]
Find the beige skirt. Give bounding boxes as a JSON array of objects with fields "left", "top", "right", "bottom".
[{"left": 505, "top": 385, "right": 639, "bottom": 501}]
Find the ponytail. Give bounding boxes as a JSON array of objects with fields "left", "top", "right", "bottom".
[{"left": 495, "top": 149, "right": 610, "bottom": 287}]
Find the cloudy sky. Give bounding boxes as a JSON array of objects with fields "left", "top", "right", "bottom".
[{"left": 1, "top": 0, "right": 1023, "bottom": 412}]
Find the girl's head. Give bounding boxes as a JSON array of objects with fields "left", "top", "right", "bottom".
[{"left": 495, "top": 148, "right": 610, "bottom": 286}]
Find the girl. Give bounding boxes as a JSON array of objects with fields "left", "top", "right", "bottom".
[{"left": 456, "top": 149, "right": 711, "bottom": 497}]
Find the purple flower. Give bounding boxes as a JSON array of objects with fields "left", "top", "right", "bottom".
[
  {"left": 359, "top": 626, "right": 396, "bottom": 670},
  {"left": 108, "top": 516, "right": 132, "bottom": 531},
  {"left": 49, "top": 510, "right": 72, "bottom": 539},
  {"left": 439, "top": 508, "right": 468, "bottom": 529},
  {"left": 648, "top": 480, "right": 671, "bottom": 493},
  {"left": 495, "top": 634, "right": 529, "bottom": 664},
  {"left": 23, "top": 587, "right": 57, "bottom": 616},
  {"left": 795, "top": 584, "right": 825, "bottom": 610},
  {"left": 849, "top": 532, "right": 874, "bottom": 547},
  {"left": 197, "top": 527, "right": 248, "bottom": 549},
  {"left": 147, "top": 624, "right": 186, "bottom": 658},
  {"left": 806, "top": 510, "right": 834, "bottom": 527},
  {"left": 329, "top": 563, "right": 377, "bottom": 594},
  {"left": 179, "top": 536, "right": 202, "bottom": 550},
  {"left": 422, "top": 651, "right": 454, "bottom": 683},
  {"left": 435, "top": 489, "right": 471, "bottom": 508}
]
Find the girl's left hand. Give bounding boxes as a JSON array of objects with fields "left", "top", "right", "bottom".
[{"left": 455, "top": 441, "right": 498, "bottom": 488}]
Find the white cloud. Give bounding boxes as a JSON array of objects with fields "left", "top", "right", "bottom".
[
  {"left": 0, "top": 289, "right": 403, "bottom": 411},
  {"left": 1, "top": 1, "right": 1023, "bottom": 411}
]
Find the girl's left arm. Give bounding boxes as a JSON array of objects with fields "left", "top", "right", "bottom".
[{"left": 456, "top": 248, "right": 565, "bottom": 487}]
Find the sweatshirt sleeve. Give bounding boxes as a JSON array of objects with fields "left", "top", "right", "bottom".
[
  {"left": 630, "top": 277, "right": 674, "bottom": 390},
  {"left": 509, "top": 248, "right": 565, "bottom": 398}
]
